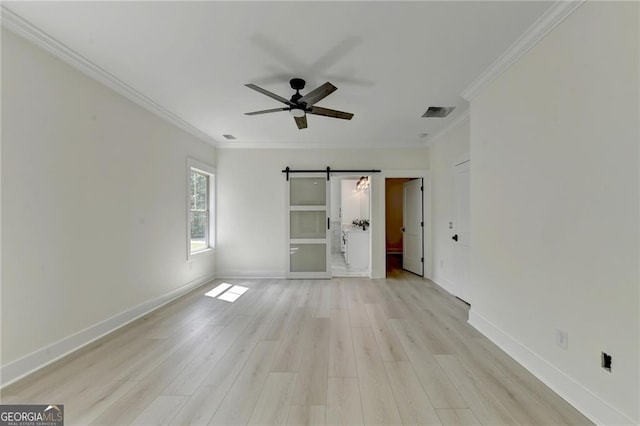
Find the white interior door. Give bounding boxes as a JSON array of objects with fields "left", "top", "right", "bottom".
[
  {"left": 402, "top": 179, "right": 423, "bottom": 276},
  {"left": 287, "top": 175, "right": 331, "bottom": 279},
  {"left": 453, "top": 160, "right": 471, "bottom": 303}
]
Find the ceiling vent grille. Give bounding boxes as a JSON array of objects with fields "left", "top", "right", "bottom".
[
  {"left": 422, "top": 106, "right": 455, "bottom": 118},
  {"left": 223, "top": 134, "right": 236, "bottom": 140}
]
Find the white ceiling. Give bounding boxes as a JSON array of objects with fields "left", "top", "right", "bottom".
[{"left": 4, "top": 1, "right": 553, "bottom": 148}]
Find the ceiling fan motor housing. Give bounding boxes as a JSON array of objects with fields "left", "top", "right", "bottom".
[
  {"left": 289, "top": 78, "right": 306, "bottom": 105},
  {"left": 289, "top": 78, "right": 306, "bottom": 91}
]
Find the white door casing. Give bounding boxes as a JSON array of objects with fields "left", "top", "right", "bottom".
[
  {"left": 402, "top": 178, "right": 423, "bottom": 276},
  {"left": 286, "top": 174, "right": 331, "bottom": 279},
  {"left": 453, "top": 160, "right": 471, "bottom": 303}
]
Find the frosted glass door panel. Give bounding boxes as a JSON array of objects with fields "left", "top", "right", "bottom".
[
  {"left": 290, "top": 211, "right": 326, "bottom": 239},
  {"left": 287, "top": 174, "right": 330, "bottom": 278},
  {"left": 290, "top": 178, "right": 326, "bottom": 206},
  {"left": 290, "top": 244, "right": 327, "bottom": 272}
]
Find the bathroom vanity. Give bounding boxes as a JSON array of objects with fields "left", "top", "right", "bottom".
[{"left": 342, "top": 228, "right": 370, "bottom": 269}]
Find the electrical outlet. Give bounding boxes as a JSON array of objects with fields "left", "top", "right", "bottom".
[
  {"left": 556, "top": 329, "right": 568, "bottom": 350},
  {"left": 601, "top": 352, "right": 612, "bottom": 372}
]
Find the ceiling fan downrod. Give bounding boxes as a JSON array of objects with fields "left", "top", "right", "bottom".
[{"left": 289, "top": 78, "right": 306, "bottom": 104}]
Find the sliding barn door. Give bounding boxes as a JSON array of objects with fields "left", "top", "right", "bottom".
[{"left": 287, "top": 174, "right": 331, "bottom": 279}]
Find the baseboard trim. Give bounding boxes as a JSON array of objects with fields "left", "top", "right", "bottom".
[
  {"left": 468, "top": 310, "right": 636, "bottom": 425},
  {"left": 216, "top": 270, "right": 286, "bottom": 279},
  {"left": 431, "top": 274, "right": 455, "bottom": 295},
  {"left": 1, "top": 273, "right": 215, "bottom": 388}
]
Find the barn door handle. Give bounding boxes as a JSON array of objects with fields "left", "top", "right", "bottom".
[{"left": 452, "top": 234, "right": 459, "bottom": 241}]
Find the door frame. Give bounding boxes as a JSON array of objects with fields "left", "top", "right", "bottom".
[
  {"left": 452, "top": 155, "right": 471, "bottom": 302},
  {"left": 380, "top": 169, "right": 431, "bottom": 279},
  {"left": 330, "top": 173, "right": 373, "bottom": 278}
]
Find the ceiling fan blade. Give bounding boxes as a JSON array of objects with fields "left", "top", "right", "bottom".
[
  {"left": 299, "top": 82, "right": 337, "bottom": 106},
  {"left": 294, "top": 115, "right": 308, "bottom": 129},
  {"left": 245, "top": 107, "right": 289, "bottom": 116},
  {"left": 245, "top": 83, "right": 293, "bottom": 105},
  {"left": 309, "top": 106, "right": 354, "bottom": 120}
]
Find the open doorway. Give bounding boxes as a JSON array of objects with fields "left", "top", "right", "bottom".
[
  {"left": 330, "top": 175, "right": 371, "bottom": 277},
  {"left": 385, "top": 177, "right": 424, "bottom": 276},
  {"left": 385, "top": 178, "right": 409, "bottom": 275}
]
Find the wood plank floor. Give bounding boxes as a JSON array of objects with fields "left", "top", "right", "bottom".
[{"left": 1, "top": 270, "right": 594, "bottom": 425}]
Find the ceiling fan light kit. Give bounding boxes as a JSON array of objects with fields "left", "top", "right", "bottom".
[
  {"left": 290, "top": 108, "right": 305, "bottom": 118},
  {"left": 245, "top": 78, "right": 354, "bottom": 129}
]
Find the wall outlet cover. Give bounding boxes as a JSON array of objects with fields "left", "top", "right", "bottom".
[
  {"left": 556, "top": 329, "right": 568, "bottom": 350},
  {"left": 601, "top": 352, "right": 612, "bottom": 372}
]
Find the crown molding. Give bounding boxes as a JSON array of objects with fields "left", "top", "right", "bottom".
[
  {"left": 216, "top": 141, "right": 431, "bottom": 150},
  {"left": 461, "top": 0, "right": 585, "bottom": 101},
  {"left": 1, "top": 6, "right": 219, "bottom": 147}
]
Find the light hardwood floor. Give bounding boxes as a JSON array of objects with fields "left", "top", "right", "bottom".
[{"left": 1, "top": 270, "right": 594, "bottom": 425}]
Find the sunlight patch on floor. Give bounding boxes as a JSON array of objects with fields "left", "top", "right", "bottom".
[
  {"left": 205, "top": 283, "right": 249, "bottom": 303},
  {"left": 204, "top": 283, "right": 232, "bottom": 298}
]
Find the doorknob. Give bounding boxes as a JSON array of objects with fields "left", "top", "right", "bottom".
[{"left": 452, "top": 234, "right": 458, "bottom": 241}]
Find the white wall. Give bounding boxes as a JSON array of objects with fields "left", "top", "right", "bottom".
[
  {"left": 428, "top": 116, "right": 470, "bottom": 294},
  {"left": 468, "top": 3, "right": 639, "bottom": 424},
  {"left": 341, "top": 180, "right": 361, "bottom": 226},
  {"left": 1, "top": 30, "right": 217, "bottom": 382},
  {"left": 359, "top": 184, "right": 370, "bottom": 221},
  {"left": 330, "top": 178, "right": 341, "bottom": 221},
  {"left": 341, "top": 179, "right": 370, "bottom": 226},
  {"left": 215, "top": 148, "right": 428, "bottom": 278}
]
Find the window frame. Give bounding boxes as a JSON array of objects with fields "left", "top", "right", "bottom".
[{"left": 187, "top": 158, "right": 216, "bottom": 259}]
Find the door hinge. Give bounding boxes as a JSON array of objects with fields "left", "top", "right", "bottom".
[
  {"left": 421, "top": 186, "right": 423, "bottom": 191},
  {"left": 421, "top": 257, "right": 424, "bottom": 262},
  {"left": 328, "top": 218, "right": 330, "bottom": 230},
  {"left": 420, "top": 221, "right": 424, "bottom": 227}
]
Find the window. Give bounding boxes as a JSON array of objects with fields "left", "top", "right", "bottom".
[
  {"left": 188, "top": 159, "right": 215, "bottom": 257},
  {"left": 190, "top": 170, "right": 209, "bottom": 252}
]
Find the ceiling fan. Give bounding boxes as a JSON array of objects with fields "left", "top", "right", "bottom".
[{"left": 244, "top": 78, "right": 354, "bottom": 129}]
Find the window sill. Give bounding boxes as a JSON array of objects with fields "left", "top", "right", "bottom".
[{"left": 189, "top": 247, "right": 214, "bottom": 259}]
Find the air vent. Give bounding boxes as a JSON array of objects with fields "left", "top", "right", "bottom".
[
  {"left": 222, "top": 134, "right": 236, "bottom": 140},
  {"left": 422, "top": 106, "right": 455, "bottom": 118}
]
